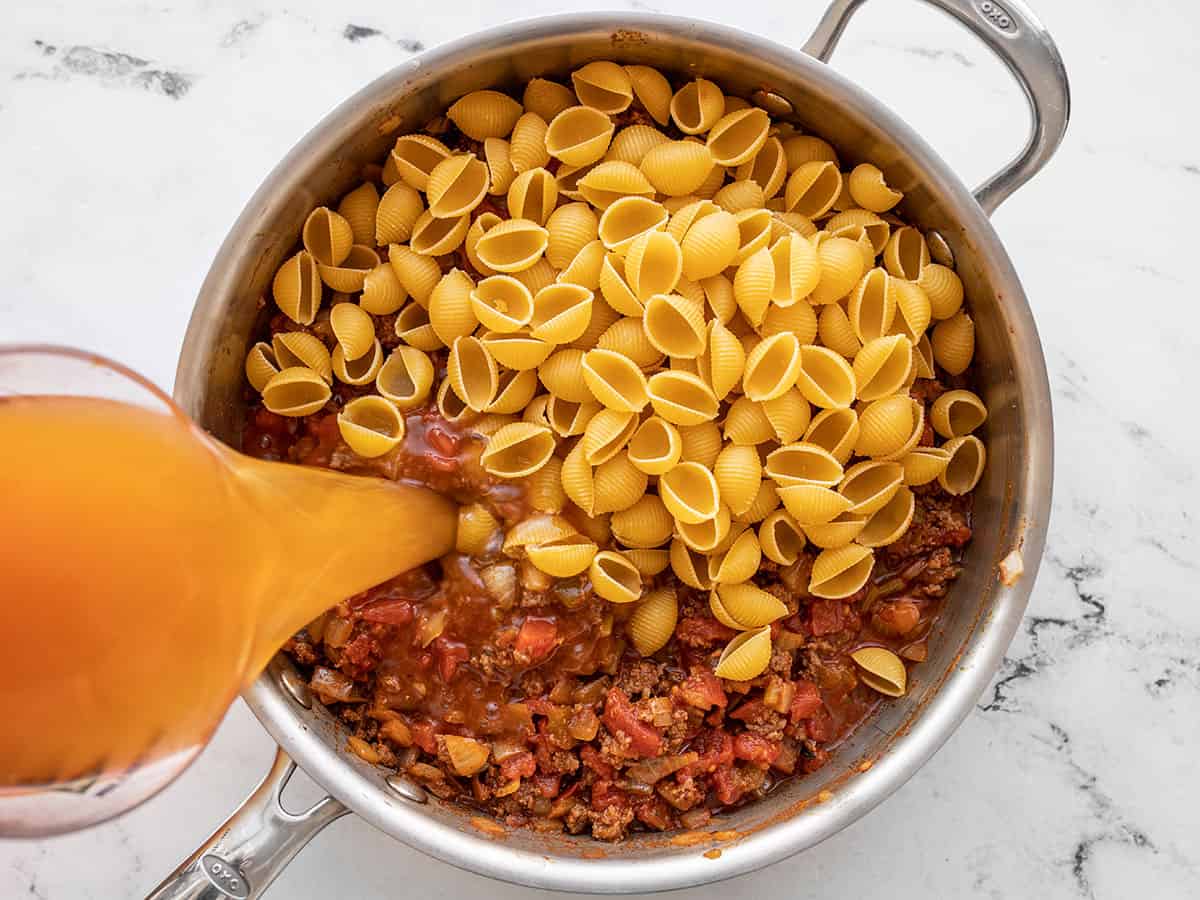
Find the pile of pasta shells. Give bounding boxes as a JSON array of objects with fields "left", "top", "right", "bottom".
[{"left": 248, "top": 61, "right": 989, "bottom": 684}]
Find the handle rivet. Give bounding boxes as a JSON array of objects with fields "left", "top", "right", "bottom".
[
  {"left": 386, "top": 774, "right": 429, "bottom": 803},
  {"left": 279, "top": 666, "right": 313, "bottom": 709}
]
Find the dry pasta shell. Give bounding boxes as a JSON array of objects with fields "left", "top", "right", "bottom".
[
  {"left": 512, "top": 258, "right": 557, "bottom": 295},
  {"left": 508, "top": 111, "right": 550, "bottom": 174},
  {"left": 558, "top": 239, "right": 607, "bottom": 291},
  {"left": 302, "top": 206, "right": 353, "bottom": 267},
  {"left": 643, "top": 293, "right": 706, "bottom": 359},
  {"left": 590, "top": 550, "right": 643, "bottom": 604},
  {"left": 675, "top": 502, "right": 732, "bottom": 553},
  {"left": 388, "top": 245, "right": 442, "bottom": 307},
  {"left": 578, "top": 160, "right": 655, "bottom": 210},
  {"left": 795, "top": 345, "right": 857, "bottom": 409},
  {"left": 839, "top": 460, "right": 904, "bottom": 516},
  {"left": 765, "top": 441, "right": 844, "bottom": 488},
  {"left": 901, "top": 445, "right": 951, "bottom": 486},
  {"left": 272, "top": 250, "right": 322, "bottom": 326},
  {"left": 856, "top": 395, "right": 921, "bottom": 458},
  {"left": 804, "top": 406, "right": 859, "bottom": 464},
  {"left": 782, "top": 134, "right": 839, "bottom": 170},
  {"left": 622, "top": 548, "right": 670, "bottom": 576},
  {"left": 938, "top": 434, "right": 986, "bottom": 495},
  {"left": 329, "top": 302, "right": 377, "bottom": 361},
  {"left": 447, "top": 90, "right": 523, "bottom": 141},
  {"left": 446, "top": 336, "right": 498, "bottom": 412},
  {"left": 700, "top": 273, "right": 737, "bottom": 324},
  {"left": 714, "top": 443, "right": 762, "bottom": 516},
  {"left": 479, "top": 331, "right": 553, "bottom": 370},
  {"left": 244, "top": 341, "right": 279, "bottom": 393},
  {"left": 883, "top": 226, "right": 929, "bottom": 280},
  {"left": 778, "top": 483, "right": 854, "bottom": 527},
  {"left": 545, "top": 202, "right": 599, "bottom": 270},
  {"left": 759, "top": 510, "right": 806, "bottom": 564},
  {"left": 851, "top": 646, "right": 907, "bottom": 697},
  {"left": 410, "top": 211, "right": 469, "bottom": 256},
  {"left": 481, "top": 422, "right": 556, "bottom": 478},
  {"left": 483, "top": 138, "right": 516, "bottom": 197},
  {"left": 772, "top": 210, "right": 819, "bottom": 240},
  {"left": 707, "top": 529, "right": 762, "bottom": 585},
  {"left": 360, "top": 263, "right": 407, "bottom": 315},
  {"left": 931, "top": 311, "right": 975, "bottom": 376},
  {"left": 337, "top": 395, "right": 405, "bottom": 459},
  {"left": 261, "top": 367, "right": 331, "bottom": 417},
  {"left": 503, "top": 514, "right": 577, "bottom": 555},
  {"left": 857, "top": 484, "right": 915, "bottom": 548},
  {"left": 560, "top": 441, "right": 596, "bottom": 514},
  {"left": 679, "top": 210, "right": 739, "bottom": 282},
  {"left": 810, "top": 237, "right": 866, "bottom": 305},
  {"left": 736, "top": 136, "right": 788, "bottom": 199},
  {"left": 526, "top": 456, "right": 567, "bottom": 514},
  {"left": 470, "top": 275, "right": 534, "bottom": 334},
  {"left": 670, "top": 538, "right": 712, "bottom": 590},
  {"left": 723, "top": 396, "right": 775, "bottom": 446},
  {"left": 507, "top": 167, "right": 559, "bottom": 225},
  {"left": 474, "top": 218, "right": 550, "bottom": 274},
  {"left": 827, "top": 208, "right": 890, "bottom": 253},
  {"left": 803, "top": 511, "right": 868, "bottom": 549},
  {"left": 436, "top": 378, "right": 474, "bottom": 425},
  {"left": 426, "top": 153, "right": 489, "bottom": 219},
  {"left": 853, "top": 335, "right": 913, "bottom": 402},
  {"left": 530, "top": 282, "right": 593, "bottom": 344},
  {"left": 809, "top": 544, "right": 875, "bottom": 599},
  {"left": 732, "top": 208, "right": 773, "bottom": 266},
  {"left": 337, "top": 182, "right": 380, "bottom": 246},
  {"left": 524, "top": 78, "right": 576, "bottom": 122},
  {"left": 639, "top": 140, "right": 716, "bottom": 197},
  {"left": 667, "top": 199, "right": 719, "bottom": 244},
  {"left": 918, "top": 263, "right": 964, "bottom": 320},
  {"left": 388, "top": 134, "right": 451, "bottom": 191},
  {"left": 711, "top": 583, "right": 787, "bottom": 629},
  {"left": 272, "top": 332, "right": 332, "bottom": 384},
  {"left": 847, "top": 163, "right": 903, "bottom": 213},
  {"left": 784, "top": 161, "right": 841, "bottom": 219},
  {"left": 735, "top": 479, "right": 780, "bottom": 524},
  {"left": 625, "top": 231, "right": 682, "bottom": 301},
  {"left": 848, "top": 268, "right": 895, "bottom": 343},
  {"left": 647, "top": 370, "right": 719, "bottom": 427},
  {"left": 669, "top": 78, "right": 724, "bottom": 135},
  {"left": 377, "top": 345, "right": 435, "bottom": 409},
  {"left": 571, "top": 60, "right": 633, "bottom": 114},
  {"left": 660, "top": 461, "right": 722, "bottom": 525},
  {"left": 700, "top": 318, "right": 745, "bottom": 400},
  {"left": 625, "top": 65, "right": 671, "bottom": 125},
  {"left": 888, "top": 279, "right": 933, "bottom": 343},
  {"left": 487, "top": 368, "right": 539, "bottom": 415},
  {"left": 678, "top": 421, "right": 723, "bottom": 468},
  {"left": 527, "top": 534, "right": 598, "bottom": 577},
  {"left": 733, "top": 247, "right": 775, "bottom": 327},
  {"left": 605, "top": 123, "right": 670, "bottom": 166},
  {"left": 629, "top": 587, "right": 678, "bottom": 657},
  {"left": 546, "top": 106, "right": 614, "bottom": 167},
  {"left": 456, "top": 503, "right": 501, "bottom": 556},
  {"left": 627, "top": 416, "right": 682, "bottom": 475},
  {"left": 538, "top": 348, "right": 591, "bottom": 403},
  {"left": 713, "top": 626, "right": 772, "bottom": 681},
  {"left": 575, "top": 513, "right": 614, "bottom": 554},
  {"left": 582, "top": 348, "right": 650, "bottom": 412},
  {"left": 768, "top": 232, "right": 820, "bottom": 306},
  {"left": 930, "top": 389, "right": 988, "bottom": 438},
  {"left": 611, "top": 494, "right": 674, "bottom": 549},
  {"left": 759, "top": 303, "right": 819, "bottom": 348},
  {"left": 741, "top": 332, "right": 802, "bottom": 402},
  {"left": 545, "top": 395, "right": 600, "bottom": 436},
  {"left": 332, "top": 339, "right": 383, "bottom": 385},
  {"left": 819, "top": 303, "right": 863, "bottom": 360},
  {"left": 598, "top": 196, "right": 668, "bottom": 254},
  {"left": 598, "top": 255, "right": 645, "bottom": 317},
  {"left": 581, "top": 408, "right": 639, "bottom": 465},
  {"left": 591, "top": 451, "right": 648, "bottom": 515},
  {"left": 428, "top": 268, "right": 479, "bottom": 345}
]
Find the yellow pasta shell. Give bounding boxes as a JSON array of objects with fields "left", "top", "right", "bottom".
[
  {"left": 578, "top": 160, "right": 655, "bottom": 210},
  {"left": 447, "top": 90, "right": 523, "bottom": 140},
  {"left": 571, "top": 60, "right": 633, "bottom": 114},
  {"left": 591, "top": 451, "right": 649, "bottom": 515},
  {"left": 481, "top": 422, "right": 557, "bottom": 478},
  {"left": 582, "top": 348, "right": 650, "bottom": 412},
  {"left": 930, "top": 389, "right": 988, "bottom": 438},
  {"left": 767, "top": 232, "right": 819, "bottom": 306},
  {"left": 713, "top": 178, "right": 766, "bottom": 214},
  {"left": 918, "top": 263, "right": 965, "bottom": 320},
  {"left": 611, "top": 494, "right": 674, "bottom": 549},
  {"left": 669, "top": 78, "right": 724, "bottom": 135},
  {"left": 446, "top": 336, "right": 498, "bottom": 412},
  {"left": 700, "top": 273, "right": 737, "bottom": 324},
  {"left": 527, "top": 534, "right": 599, "bottom": 577},
  {"left": 360, "top": 263, "right": 407, "bottom": 316},
  {"left": 456, "top": 503, "right": 501, "bottom": 556},
  {"left": 857, "top": 484, "right": 915, "bottom": 548},
  {"left": 332, "top": 339, "right": 383, "bottom": 385},
  {"left": 388, "top": 245, "right": 442, "bottom": 306},
  {"left": 736, "top": 135, "right": 788, "bottom": 200},
  {"left": 622, "top": 548, "right": 671, "bottom": 576},
  {"left": 851, "top": 647, "right": 907, "bottom": 697},
  {"left": 605, "top": 123, "right": 670, "bottom": 166},
  {"left": 523, "top": 78, "right": 576, "bottom": 123},
  {"left": 741, "top": 332, "right": 802, "bottom": 402},
  {"left": 627, "top": 416, "right": 682, "bottom": 475},
  {"left": 733, "top": 247, "right": 774, "bottom": 327},
  {"left": 714, "top": 444, "right": 763, "bottom": 516},
  {"left": 394, "top": 303, "right": 441, "bottom": 350},
  {"left": 785, "top": 161, "right": 841, "bottom": 219},
  {"left": 733, "top": 209, "right": 773, "bottom": 268},
  {"left": 544, "top": 395, "right": 600, "bottom": 437},
  {"left": 244, "top": 341, "right": 279, "bottom": 393},
  {"left": 803, "top": 512, "right": 868, "bottom": 549},
  {"left": 337, "top": 395, "right": 405, "bottom": 459},
  {"left": 471, "top": 275, "right": 534, "bottom": 334},
  {"left": 271, "top": 331, "right": 332, "bottom": 384},
  {"left": 375, "top": 344, "right": 434, "bottom": 409},
  {"left": 546, "top": 106, "right": 615, "bottom": 167},
  {"left": 410, "top": 211, "right": 469, "bottom": 256},
  {"left": 487, "top": 368, "right": 539, "bottom": 415},
  {"left": 539, "top": 348, "right": 592, "bottom": 403},
  {"left": 711, "top": 583, "right": 787, "bottom": 630},
  {"left": 507, "top": 167, "right": 559, "bottom": 225},
  {"left": 707, "top": 529, "right": 762, "bottom": 585},
  {"left": 847, "top": 163, "right": 903, "bottom": 213},
  {"left": 723, "top": 396, "right": 775, "bottom": 446},
  {"left": 675, "top": 503, "right": 732, "bottom": 553},
  {"left": 809, "top": 544, "right": 875, "bottom": 599},
  {"left": 839, "top": 460, "right": 904, "bottom": 516},
  {"left": 901, "top": 445, "right": 951, "bottom": 486},
  {"left": 483, "top": 138, "right": 516, "bottom": 197},
  {"left": 794, "top": 345, "right": 857, "bottom": 409},
  {"left": 759, "top": 510, "right": 806, "bottom": 564},
  {"left": 669, "top": 538, "right": 712, "bottom": 590},
  {"left": 698, "top": 318, "right": 745, "bottom": 400},
  {"left": 598, "top": 255, "right": 644, "bottom": 317},
  {"left": 827, "top": 208, "right": 890, "bottom": 253},
  {"left": 509, "top": 111, "right": 551, "bottom": 173},
  {"left": 782, "top": 134, "right": 839, "bottom": 170},
  {"left": 847, "top": 268, "right": 895, "bottom": 344},
  {"left": 272, "top": 250, "right": 322, "bottom": 326},
  {"left": 597, "top": 196, "right": 668, "bottom": 254},
  {"left": 337, "top": 182, "right": 380, "bottom": 246},
  {"left": 761, "top": 388, "right": 811, "bottom": 444},
  {"left": 646, "top": 370, "right": 719, "bottom": 427},
  {"left": 388, "top": 134, "right": 451, "bottom": 191},
  {"left": 659, "top": 461, "right": 722, "bottom": 525},
  {"left": 503, "top": 514, "right": 577, "bottom": 555},
  {"left": 560, "top": 441, "right": 596, "bottom": 515},
  {"left": 932, "top": 311, "right": 975, "bottom": 376},
  {"left": 629, "top": 587, "right": 678, "bottom": 657},
  {"left": 675, "top": 421, "right": 721, "bottom": 469},
  {"left": 804, "top": 406, "right": 860, "bottom": 464},
  {"left": 558, "top": 239, "right": 608, "bottom": 292},
  {"left": 678, "top": 210, "right": 739, "bottom": 282},
  {"left": 643, "top": 293, "right": 707, "bottom": 359},
  {"left": 625, "top": 231, "right": 683, "bottom": 301},
  {"left": 435, "top": 378, "right": 473, "bottom": 425},
  {"left": 474, "top": 218, "right": 550, "bottom": 274},
  {"left": 317, "top": 244, "right": 379, "bottom": 292},
  {"left": 713, "top": 626, "right": 772, "bottom": 681},
  {"left": 326, "top": 302, "right": 375, "bottom": 363},
  {"left": 638, "top": 140, "right": 715, "bottom": 198},
  {"left": 589, "top": 550, "right": 643, "bottom": 604},
  {"left": 765, "top": 441, "right": 844, "bottom": 488},
  {"left": 883, "top": 226, "right": 929, "bottom": 281},
  {"left": 888, "top": 279, "right": 933, "bottom": 343},
  {"left": 302, "top": 206, "right": 353, "bottom": 267},
  {"left": 778, "top": 483, "right": 854, "bottom": 527},
  {"left": 512, "top": 258, "right": 556, "bottom": 295},
  {"left": 819, "top": 303, "right": 862, "bottom": 361},
  {"left": 624, "top": 65, "right": 672, "bottom": 125},
  {"left": 526, "top": 456, "right": 567, "bottom": 513},
  {"left": 853, "top": 335, "right": 913, "bottom": 402},
  {"left": 856, "top": 395, "right": 921, "bottom": 458},
  {"left": 810, "top": 237, "right": 866, "bottom": 305},
  {"left": 939, "top": 434, "right": 987, "bottom": 495},
  {"left": 545, "top": 202, "right": 599, "bottom": 269},
  {"left": 479, "top": 331, "right": 554, "bottom": 371},
  {"left": 261, "top": 367, "right": 331, "bottom": 417},
  {"left": 426, "top": 153, "right": 489, "bottom": 219},
  {"left": 426, "top": 268, "right": 478, "bottom": 345},
  {"left": 528, "top": 282, "right": 592, "bottom": 344},
  {"left": 581, "top": 408, "right": 639, "bottom": 465}
]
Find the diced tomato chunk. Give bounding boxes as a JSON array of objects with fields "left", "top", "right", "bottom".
[
  {"left": 789, "top": 680, "right": 824, "bottom": 722},
  {"left": 634, "top": 795, "right": 673, "bottom": 830},
  {"left": 729, "top": 699, "right": 765, "bottom": 722},
  {"left": 602, "top": 688, "right": 663, "bottom": 758},
  {"left": 676, "top": 669, "right": 727, "bottom": 710},
  {"left": 534, "top": 773, "right": 562, "bottom": 798},
  {"left": 810, "top": 599, "right": 848, "bottom": 636},
  {"left": 580, "top": 744, "right": 617, "bottom": 780},
  {"left": 499, "top": 751, "right": 536, "bottom": 781},
  {"left": 806, "top": 707, "right": 835, "bottom": 743},
  {"left": 733, "top": 733, "right": 781, "bottom": 766},
  {"left": 432, "top": 637, "right": 469, "bottom": 682},
  {"left": 410, "top": 720, "right": 438, "bottom": 754},
  {"left": 359, "top": 599, "right": 414, "bottom": 626},
  {"left": 426, "top": 426, "right": 460, "bottom": 456},
  {"left": 679, "top": 729, "right": 734, "bottom": 777},
  {"left": 590, "top": 779, "right": 630, "bottom": 812},
  {"left": 515, "top": 617, "right": 559, "bottom": 661},
  {"left": 710, "top": 765, "right": 742, "bottom": 805}
]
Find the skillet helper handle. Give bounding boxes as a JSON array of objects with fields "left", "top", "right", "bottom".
[
  {"left": 145, "top": 748, "right": 346, "bottom": 900},
  {"left": 803, "top": 0, "right": 1070, "bottom": 215}
]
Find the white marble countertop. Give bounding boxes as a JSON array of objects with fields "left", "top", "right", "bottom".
[{"left": 2, "top": 0, "right": 1198, "bottom": 896}]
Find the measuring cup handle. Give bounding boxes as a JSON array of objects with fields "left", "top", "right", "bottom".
[
  {"left": 803, "top": 0, "right": 1070, "bottom": 215},
  {"left": 144, "top": 748, "right": 346, "bottom": 900}
]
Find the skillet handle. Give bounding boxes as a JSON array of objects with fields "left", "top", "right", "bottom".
[
  {"left": 802, "top": 0, "right": 1070, "bottom": 215},
  {"left": 144, "top": 748, "right": 346, "bottom": 900}
]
